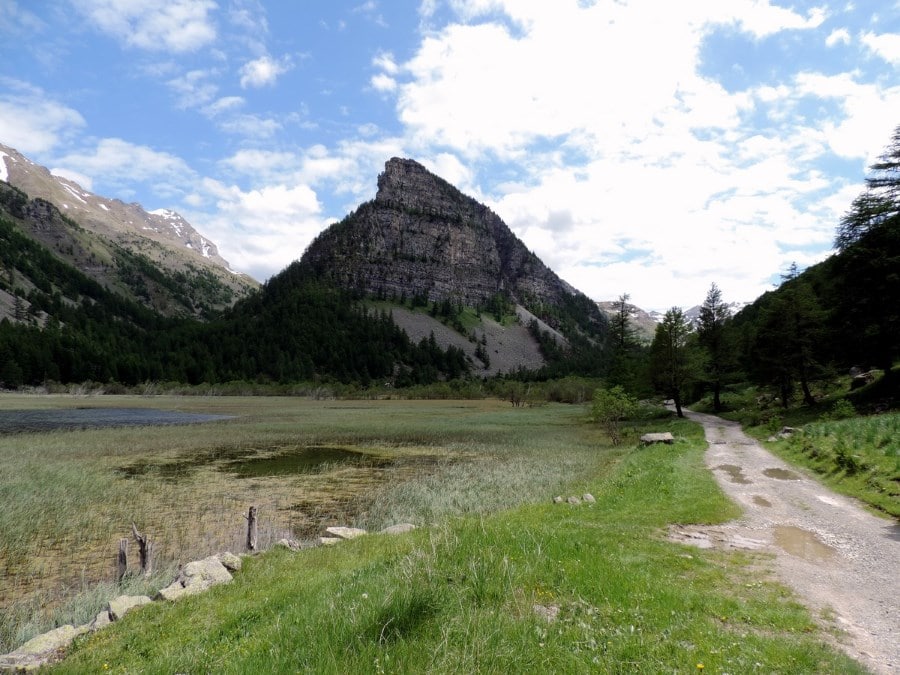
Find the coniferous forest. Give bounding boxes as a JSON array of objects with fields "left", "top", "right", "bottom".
[{"left": 0, "top": 125, "right": 898, "bottom": 404}]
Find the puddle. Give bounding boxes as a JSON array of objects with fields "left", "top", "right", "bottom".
[
  {"left": 714, "top": 464, "right": 751, "bottom": 484},
  {"left": 773, "top": 526, "right": 836, "bottom": 561},
  {"left": 763, "top": 467, "right": 801, "bottom": 481},
  {"left": 225, "top": 446, "right": 388, "bottom": 478},
  {"left": 752, "top": 495, "right": 772, "bottom": 507}
]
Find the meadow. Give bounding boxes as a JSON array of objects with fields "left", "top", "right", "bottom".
[{"left": 0, "top": 393, "right": 864, "bottom": 671}]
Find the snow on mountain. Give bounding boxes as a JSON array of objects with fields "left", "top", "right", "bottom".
[{"left": 0, "top": 151, "right": 9, "bottom": 183}]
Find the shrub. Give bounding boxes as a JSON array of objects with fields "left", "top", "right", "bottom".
[{"left": 591, "top": 386, "right": 638, "bottom": 445}]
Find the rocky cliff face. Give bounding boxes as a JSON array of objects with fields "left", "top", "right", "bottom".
[{"left": 302, "top": 158, "right": 584, "bottom": 313}]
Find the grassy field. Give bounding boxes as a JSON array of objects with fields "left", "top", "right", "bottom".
[
  {"left": 0, "top": 394, "right": 610, "bottom": 652},
  {"left": 0, "top": 394, "right": 862, "bottom": 672}
]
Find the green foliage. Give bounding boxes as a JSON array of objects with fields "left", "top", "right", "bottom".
[
  {"left": 649, "top": 307, "right": 701, "bottom": 417},
  {"left": 590, "top": 385, "right": 638, "bottom": 445}
]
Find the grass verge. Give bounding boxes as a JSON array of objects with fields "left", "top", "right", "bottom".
[{"left": 54, "top": 416, "right": 861, "bottom": 673}]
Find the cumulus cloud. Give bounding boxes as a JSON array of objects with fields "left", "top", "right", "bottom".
[
  {"left": 825, "top": 28, "right": 851, "bottom": 47},
  {"left": 239, "top": 54, "right": 293, "bottom": 88},
  {"left": 73, "top": 0, "right": 217, "bottom": 53},
  {"left": 167, "top": 69, "right": 219, "bottom": 109},
  {"left": 0, "top": 79, "right": 85, "bottom": 154},
  {"left": 861, "top": 31, "right": 900, "bottom": 65}
]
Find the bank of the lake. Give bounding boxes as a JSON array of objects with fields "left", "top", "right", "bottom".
[{"left": 54, "top": 414, "right": 862, "bottom": 673}]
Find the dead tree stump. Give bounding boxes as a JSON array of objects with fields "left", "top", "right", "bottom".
[
  {"left": 117, "top": 538, "right": 128, "bottom": 582},
  {"left": 131, "top": 522, "right": 153, "bottom": 576},
  {"left": 246, "top": 506, "right": 258, "bottom": 552}
]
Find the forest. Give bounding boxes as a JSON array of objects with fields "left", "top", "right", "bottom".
[{"left": 0, "top": 125, "right": 898, "bottom": 406}]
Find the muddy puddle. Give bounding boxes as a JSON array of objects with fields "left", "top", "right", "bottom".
[
  {"left": 763, "top": 467, "right": 802, "bottom": 481},
  {"left": 714, "top": 464, "right": 751, "bottom": 484},
  {"left": 773, "top": 526, "right": 836, "bottom": 561}
]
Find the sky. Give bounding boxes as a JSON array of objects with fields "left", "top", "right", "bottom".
[{"left": 1, "top": 1, "right": 898, "bottom": 312}]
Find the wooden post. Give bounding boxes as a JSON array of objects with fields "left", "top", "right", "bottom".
[
  {"left": 117, "top": 538, "right": 128, "bottom": 582},
  {"left": 131, "top": 522, "right": 152, "bottom": 576},
  {"left": 246, "top": 506, "right": 258, "bottom": 552}
]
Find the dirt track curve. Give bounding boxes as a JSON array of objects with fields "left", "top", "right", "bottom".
[{"left": 671, "top": 410, "right": 899, "bottom": 674}]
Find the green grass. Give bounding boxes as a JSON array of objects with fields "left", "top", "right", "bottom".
[
  {"left": 769, "top": 413, "right": 900, "bottom": 517},
  {"left": 50, "top": 412, "right": 861, "bottom": 673}
]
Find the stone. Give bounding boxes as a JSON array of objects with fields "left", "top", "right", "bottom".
[
  {"left": 582, "top": 493, "right": 596, "bottom": 504},
  {"left": 0, "top": 623, "right": 89, "bottom": 671},
  {"left": 566, "top": 496, "right": 581, "bottom": 505},
  {"left": 155, "top": 582, "right": 194, "bottom": 602},
  {"left": 217, "top": 551, "right": 242, "bottom": 572},
  {"left": 324, "top": 526, "right": 367, "bottom": 540},
  {"left": 108, "top": 595, "right": 152, "bottom": 621},
  {"left": 275, "top": 538, "right": 301, "bottom": 551},
  {"left": 88, "top": 610, "right": 112, "bottom": 632},
  {"left": 640, "top": 432, "right": 674, "bottom": 445},
  {"left": 318, "top": 537, "right": 343, "bottom": 546},
  {"left": 533, "top": 603, "right": 560, "bottom": 623},
  {"left": 379, "top": 523, "right": 417, "bottom": 535},
  {"left": 180, "top": 556, "right": 233, "bottom": 589},
  {"left": 552, "top": 495, "right": 564, "bottom": 504}
]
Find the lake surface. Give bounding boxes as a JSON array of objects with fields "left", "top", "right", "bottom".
[{"left": 0, "top": 408, "right": 234, "bottom": 434}]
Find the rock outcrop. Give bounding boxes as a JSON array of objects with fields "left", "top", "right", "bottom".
[{"left": 302, "top": 158, "right": 601, "bottom": 323}]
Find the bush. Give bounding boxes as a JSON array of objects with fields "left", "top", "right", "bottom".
[{"left": 591, "top": 386, "right": 638, "bottom": 445}]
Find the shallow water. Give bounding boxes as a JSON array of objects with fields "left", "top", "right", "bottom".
[
  {"left": 773, "top": 525, "right": 836, "bottom": 561},
  {"left": 0, "top": 408, "right": 233, "bottom": 434}
]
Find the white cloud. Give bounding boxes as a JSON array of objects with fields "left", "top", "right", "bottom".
[
  {"left": 54, "top": 138, "right": 194, "bottom": 199},
  {"left": 239, "top": 54, "right": 293, "bottom": 88},
  {"left": 202, "top": 96, "right": 245, "bottom": 117},
  {"left": 861, "top": 31, "right": 900, "bottom": 65},
  {"left": 167, "top": 69, "right": 219, "bottom": 109},
  {"left": 50, "top": 167, "right": 94, "bottom": 191},
  {"left": 370, "top": 73, "right": 397, "bottom": 93},
  {"left": 74, "top": 0, "right": 217, "bottom": 53},
  {"left": 191, "top": 178, "right": 327, "bottom": 280},
  {"left": 0, "top": 80, "right": 85, "bottom": 154},
  {"left": 825, "top": 28, "right": 851, "bottom": 47}
]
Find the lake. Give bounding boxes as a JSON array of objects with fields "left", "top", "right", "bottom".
[{"left": 0, "top": 407, "right": 234, "bottom": 434}]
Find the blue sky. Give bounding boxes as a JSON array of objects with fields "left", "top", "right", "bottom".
[{"left": 1, "top": 0, "right": 898, "bottom": 311}]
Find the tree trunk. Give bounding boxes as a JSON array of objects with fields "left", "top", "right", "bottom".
[
  {"left": 673, "top": 391, "right": 684, "bottom": 418},
  {"left": 712, "top": 381, "right": 722, "bottom": 412},
  {"left": 131, "top": 523, "right": 152, "bottom": 576}
]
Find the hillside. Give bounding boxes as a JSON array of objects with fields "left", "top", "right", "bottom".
[
  {"left": 301, "top": 158, "right": 609, "bottom": 374},
  {"left": 0, "top": 145, "right": 256, "bottom": 319}
]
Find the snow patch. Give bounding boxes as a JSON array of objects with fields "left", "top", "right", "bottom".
[
  {"left": 99, "top": 203, "right": 109, "bottom": 211},
  {"left": 0, "top": 151, "right": 9, "bottom": 182},
  {"left": 61, "top": 183, "right": 87, "bottom": 204},
  {"left": 200, "top": 237, "right": 211, "bottom": 258}
]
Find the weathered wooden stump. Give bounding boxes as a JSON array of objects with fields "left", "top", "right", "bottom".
[
  {"left": 131, "top": 523, "right": 152, "bottom": 576},
  {"left": 116, "top": 538, "right": 128, "bottom": 582},
  {"left": 246, "top": 506, "right": 258, "bottom": 552}
]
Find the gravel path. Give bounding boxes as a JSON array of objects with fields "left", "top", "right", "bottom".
[{"left": 672, "top": 410, "right": 899, "bottom": 674}]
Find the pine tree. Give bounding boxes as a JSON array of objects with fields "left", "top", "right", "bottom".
[
  {"left": 697, "top": 283, "right": 733, "bottom": 412},
  {"left": 649, "top": 307, "right": 699, "bottom": 417}
]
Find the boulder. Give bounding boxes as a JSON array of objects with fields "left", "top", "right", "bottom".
[
  {"left": 88, "top": 610, "right": 112, "bottom": 632},
  {"left": 566, "top": 496, "right": 581, "bottom": 505},
  {"left": 108, "top": 595, "right": 152, "bottom": 621},
  {"left": 217, "top": 551, "right": 242, "bottom": 572},
  {"left": 318, "top": 537, "right": 343, "bottom": 546},
  {"left": 379, "top": 523, "right": 417, "bottom": 535},
  {"left": 275, "top": 538, "right": 302, "bottom": 551},
  {"left": 640, "top": 432, "right": 674, "bottom": 445},
  {"left": 324, "top": 526, "right": 367, "bottom": 540},
  {"left": 156, "top": 555, "right": 233, "bottom": 602},
  {"left": 582, "top": 493, "right": 596, "bottom": 504},
  {"left": 552, "top": 496, "right": 564, "bottom": 504},
  {"left": 0, "top": 624, "right": 88, "bottom": 671}
]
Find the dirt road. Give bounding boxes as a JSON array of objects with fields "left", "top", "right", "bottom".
[{"left": 671, "top": 411, "right": 899, "bottom": 674}]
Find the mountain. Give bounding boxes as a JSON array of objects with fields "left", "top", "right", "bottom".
[
  {"left": 300, "top": 157, "right": 609, "bottom": 374},
  {"left": 596, "top": 300, "right": 659, "bottom": 344},
  {"left": 0, "top": 144, "right": 256, "bottom": 318}
]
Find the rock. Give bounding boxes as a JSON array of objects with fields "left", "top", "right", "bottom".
[
  {"left": 181, "top": 556, "right": 233, "bottom": 589},
  {"left": 318, "top": 537, "right": 343, "bottom": 546},
  {"left": 533, "top": 603, "right": 560, "bottom": 623},
  {"left": 552, "top": 495, "right": 564, "bottom": 504},
  {"left": 0, "top": 624, "right": 89, "bottom": 671},
  {"left": 108, "top": 595, "right": 152, "bottom": 621},
  {"left": 88, "top": 610, "right": 111, "bottom": 632},
  {"left": 379, "top": 523, "right": 417, "bottom": 535},
  {"left": 275, "top": 538, "right": 302, "bottom": 551},
  {"left": 640, "top": 432, "right": 674, "bottom": 445},
  {"left": 156, "top": 556, "right": 233, "bottom": 602},
  {"left": 324, "top": 526, "right": 367, "bottom": 540},
  {"left": 582, "top": 493, "right": 596, "bottom": 504},
  {"left": 217, "top": 551, "right": 242, "bottom": 572},
  {"left": 851, "top": 372, "right": 875, "bottom": 390},
  {"left": 566, "top": 496, "right": 581, "bottom": 505}
]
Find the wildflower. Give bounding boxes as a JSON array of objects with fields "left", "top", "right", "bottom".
[{"left": 697, "top": 664, "right": 704, "bottom": 670}]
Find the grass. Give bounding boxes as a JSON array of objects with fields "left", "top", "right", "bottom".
[
  {"left": 0, "top": 395, "right": 610, "bottom": 652},
  {"left": 40, "top": 409, "right": 861, "bottom": 673}
]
